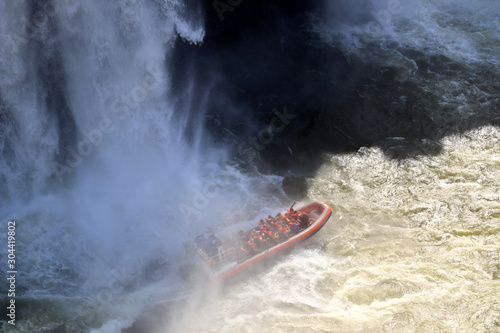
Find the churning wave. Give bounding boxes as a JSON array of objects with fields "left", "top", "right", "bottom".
[{"left": 1, "top": 0, "right": 499, "bottom": 332}]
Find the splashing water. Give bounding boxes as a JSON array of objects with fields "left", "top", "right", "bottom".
[{"left": 1, "top": 0, "right": 500, "bottom": 332}]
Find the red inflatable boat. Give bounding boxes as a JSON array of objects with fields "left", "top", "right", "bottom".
[{"left": 191, "top": 200, "right": 332, "bottom": 285}]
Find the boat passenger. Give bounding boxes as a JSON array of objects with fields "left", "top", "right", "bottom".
[
  {"left": 283, "top": 214, "right": 294, "bottom": 225},
  {"left": 247, "top": 239, "right": 258, "bottom": 255},
  {"left": 288, "top": 221, "right": 300, "bottom": 234},
  {"left": 206, "top": 234, "right": 221, "bottom": 257},
  {"left": 262, "top": 226, "right": 273, "bottom": 238},
  {"left": 270, "top": 231, "right": 280, "bottom": 243},
  {"left": 208, "top": 234, "right": 222, "bottom": 249},
  {"left": 194, "top": 234, "right": 214, "bottom": 256},
  {"left": 278, "top": 225, "right": 290, "bottom": 238},
  {"left": 259, "top": 230, "right": 273, "bottom": 245},
  {"left": 239, "top": 244, "right": 250, "bottom": 258},
  {"left": 258, "top": 220, "right": 268, "bottom": 231},
  {"left": 298, "top": 212, "right": 310, "bottom": 229},
  {"left": 194, "top": 234, "right": 206, "bottom": 249},
  {"left": 275, "top": 213, "right": 286, "bottom": 225},
  {"left": 252, "top": 232, "right": 267, "bottom": 249}
]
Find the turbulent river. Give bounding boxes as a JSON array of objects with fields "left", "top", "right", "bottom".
[
  {"left": 1, "top": 0, "right": 499, "bottom": 332},
  {"left": 171, "top": 126, "right": 500, "bottom": 333}
]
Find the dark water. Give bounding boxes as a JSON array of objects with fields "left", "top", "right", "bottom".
[{"left": 0, "top": 0, "right": 499, "bottom": 332}]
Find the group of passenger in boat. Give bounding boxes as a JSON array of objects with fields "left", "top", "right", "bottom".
[
  {"left": 191, "top": 204, "right": 314, "bottom": 270},
  {"left": 237, "top": 205, "right": 312, "bottom": 258}
]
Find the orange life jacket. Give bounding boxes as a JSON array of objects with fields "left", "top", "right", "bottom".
[{"left": 247, "top": 240, "right": 258, "bottom": 251}]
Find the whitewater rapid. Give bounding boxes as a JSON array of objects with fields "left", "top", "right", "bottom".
[
  {"left": 160, "top": 130, "right": 500, "bottom": 333},
  {"left": 161, "top": 1, "right": 500, "bottom": 332},
  {"left": 0, "top": 0, "right": 499, "bottom": 332}
]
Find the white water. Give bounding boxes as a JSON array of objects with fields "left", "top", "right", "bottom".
[
  {"left": 1, "top": 0, "right": 499, "bottom": 332},
  {"left": 163, "top": 131, "right": 500, "bottom": 333},
  {"left": 162, "top": 1, "right": 500, "bottom": 332},
  {"left": 0, "top": 1, "right": 260, "bottom": 331},
  {"left": 0, "top": 0, "right": 198, "bottom": 269},
  {"left": 0, "top": 2, "right": 288, "bottom": 331}
]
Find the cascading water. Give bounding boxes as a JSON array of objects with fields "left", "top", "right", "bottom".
[
  {"left": 0, "top": 1, "right": 289, "bottom": 330},
  {"left": 1, "top": 0, "right": 500, "bottom": 332},
  {"left": 0, "top": 1, "right": 251, "bottom": 331}
]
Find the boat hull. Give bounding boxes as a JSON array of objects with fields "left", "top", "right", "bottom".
[{"left": 206, "top": 200, "right": 332, "bottom": 285}]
